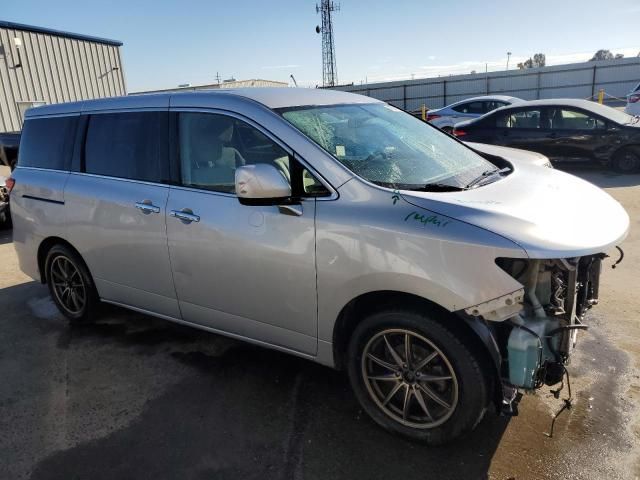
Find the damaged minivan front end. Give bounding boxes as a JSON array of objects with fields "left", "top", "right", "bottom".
[{"left": 400, "top": 160, "right": 629, "bottom": 415}]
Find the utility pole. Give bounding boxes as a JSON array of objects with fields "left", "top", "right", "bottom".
[
  {"left": 506, "top": 52, "right": 512, "bottom": 70},
  {"left": 316, "top": 1, "right": 340, "bottom": 87},
  {"left": 215, "top": 72, "right": 221, "bottom": 84}
]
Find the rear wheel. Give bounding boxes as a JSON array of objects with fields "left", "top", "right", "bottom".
[
  {"left": 347, "top": 310, "right": 489, "bottom": 445},
  {"left": 611, "top": 148, "right": 640, "bottom": 173},
  {"left": 45, "top": 245, "right": 99, "bottom": 323}
]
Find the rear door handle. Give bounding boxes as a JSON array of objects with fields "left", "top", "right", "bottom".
[
  {"left": 135, "top": 201, "right": 160, "bottom": 214},
  {"left": 170, "top": 209, "right": 200, "bottom": 223}
]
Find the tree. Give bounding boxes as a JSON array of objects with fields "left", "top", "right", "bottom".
[
  {"left": 590, "top": 49, "right": 614, "bottom": 61},
  {"left": 615, "top": 53, "right": 624, "bottom": 59},
  {"left": 533, "top": 53, "right": 546, "bottom": 67},
  {"left": 517, "top": 53, "right": 545, "bottom": 69}
]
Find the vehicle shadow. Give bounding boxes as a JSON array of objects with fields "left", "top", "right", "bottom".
[
  {"left": 557, "top": 163, "right": 640, "bottom": 188},
  {"left": 9, "top": 303, "right": 510, "bottom": 480}
]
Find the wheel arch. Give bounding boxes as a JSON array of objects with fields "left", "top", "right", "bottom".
[
  {"left": 332, "top": 290, "right": 503, "bottom": 405},
  {"left": 37, "top": 236, "right": 88, "bottom": 284}
]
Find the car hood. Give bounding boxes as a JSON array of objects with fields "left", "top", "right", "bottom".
[
  {"left": 400, "top": 162, "right": 629, "bottom": 258},
  {"left": 465, "top": 142, "right": 552, "bottom": 168}
]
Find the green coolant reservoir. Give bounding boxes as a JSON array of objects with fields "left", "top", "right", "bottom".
[{"left": 508, "top": 316, "right": 561, "bottom": 389}]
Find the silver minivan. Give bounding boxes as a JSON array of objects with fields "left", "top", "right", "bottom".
[{"left": 9, "top": 88, "right": 629, "bottom": 444}]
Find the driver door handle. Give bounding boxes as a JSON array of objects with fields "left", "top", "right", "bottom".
[
  {"left": 547, "top": 132, "right": 558, "bottom": 139},
  {"left": 170, "top": 209, "right": 200, "bottom": 223}
]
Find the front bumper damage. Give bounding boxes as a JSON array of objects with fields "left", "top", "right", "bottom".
[{"left": 462, "top": 252, "right": 615, "bottom": 417}]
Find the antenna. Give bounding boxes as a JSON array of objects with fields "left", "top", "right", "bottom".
[
  {"left": 290, "top": 74, "right": 298, "bottom": 87},
  {"left": 315, "top": 0, "right": 339, "bottom": 87}
]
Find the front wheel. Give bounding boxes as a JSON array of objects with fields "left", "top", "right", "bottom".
[
  {"left": 45, "top": 245, "right": 100, "bottom": 323},
  {"left": 347, "top": 310, "right": 489, "bottom": 444},
  {"left": 611, "top": 148, "right": 640, "bottom": 173}
]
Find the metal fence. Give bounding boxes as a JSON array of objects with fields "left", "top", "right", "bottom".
[{"left": 331, "top": 57, "right": 640, "bottom": 112}]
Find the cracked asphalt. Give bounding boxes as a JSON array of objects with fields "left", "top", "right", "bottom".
[{"left": 0, "top": 165, "right": 638, "bottom": 480}]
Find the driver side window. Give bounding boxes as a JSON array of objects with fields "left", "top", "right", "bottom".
[{"left": 177, "top": 112, "right": 328, "bottom": 196}]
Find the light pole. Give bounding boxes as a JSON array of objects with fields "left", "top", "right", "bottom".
[{"left": 506, "top": 52, "right": 512, "bottom": 70}]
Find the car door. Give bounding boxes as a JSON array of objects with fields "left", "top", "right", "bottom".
[
  {"left": 165, "top": 110, "right": 323, "bottom": 355},
  {"left": 64, "top": 110, "right": 180, "bottom": 318},
  {"left": 545, "top": 107, "right": 610, "bottom": 160},
  {"left": 492, "top": 107, "right": 550, "bottom": 153}
]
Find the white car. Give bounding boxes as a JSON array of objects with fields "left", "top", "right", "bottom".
[
  {"left": 625, "top": 82, "right": 640, "bottom": 116},
  {"left": 427, "top": 95, "right": 522, "bottom": 133},
  {"left": 466, "top": 142, "right": 553, "bottom": 168}
]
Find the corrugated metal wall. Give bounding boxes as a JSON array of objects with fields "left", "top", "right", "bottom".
[
  {"left": 0, "top": 26, "right": 126, "bottom": 132},
  {"left": 333, "top": 58, "right": 640, "bottom": 112}
]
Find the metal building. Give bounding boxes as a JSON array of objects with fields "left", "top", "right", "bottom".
[{"left": 0, "top": 20, "right": 126, "bottom": 132}]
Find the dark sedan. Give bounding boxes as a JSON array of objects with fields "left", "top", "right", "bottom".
[{"left": 452, "top": 99, "right": 640, "bottom": 173}]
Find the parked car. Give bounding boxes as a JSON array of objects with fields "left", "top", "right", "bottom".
[
  {"left": 0, "top": 131, "right": 21, "bottom": 170},
  {"left": 465, "top": 142, "right": 553, "bottom": 168},
  {"left": 453, "top": 98, "right": 640, "bottom": 172},
  {"left": 9, "top": 89, "right": 628, "bottom": 444},
  {"left": 625, "top": 82, "right": 640, "bottom": 116},
  {"left": 426, "top": 95, "right": 522, "bottom": 133}
]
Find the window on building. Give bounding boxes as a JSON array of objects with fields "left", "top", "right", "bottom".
[
  {"left": 84, "top": 112, "right": 167, "bottom": 183},
  {"left": 18, "top": 115, "right": 77, "bottom": 170}
]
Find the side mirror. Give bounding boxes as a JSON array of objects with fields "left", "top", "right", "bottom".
[{"left": 235, "top": 164, "right": 291, "bottom": 202}]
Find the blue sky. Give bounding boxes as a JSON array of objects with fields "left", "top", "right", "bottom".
[{"left": 3, "top": 0, "right": 639, "bottom": 91}]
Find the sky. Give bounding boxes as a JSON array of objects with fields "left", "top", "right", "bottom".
[{"left": 3, "top": 0, "right": 639, "bottom": 92}]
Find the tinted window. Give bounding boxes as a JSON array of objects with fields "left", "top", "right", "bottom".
[
  {"left": 18, "top": 116, "right": 77, "bottom": 170},
  {"left": 496, "top": 109, "right": 542, "bottom": 128},
  {"left": 84, "top": 112, "right": 166, "bottom": 182},
  {"left": 547, "top": 108, "right": 606, "bottom": 130},
  {"left": 485, "top": 101, "right": 507, "bottom": 112},
  {"left": 452, "top": 101, "right": 484, "bottom": 114}
]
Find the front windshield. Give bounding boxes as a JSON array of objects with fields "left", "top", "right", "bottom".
[
  {"left": 278, "top": 103, "right": 495, "bottom": 189},
  {"left": 584, "top": 102, "right": 636, "bottom": 124}
]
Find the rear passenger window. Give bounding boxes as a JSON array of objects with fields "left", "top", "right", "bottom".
[
  {"left": 452, "top": 102, "right": 484, "bottom": 114},
  {"left": 496, "top": 109, "right": 541, "bottom": 129},
  {"left": 18, "top": 116, "right": 77, "bottom": 170},
  {"left": 84, "top": 112, "right": 167, "bottom": 183}
]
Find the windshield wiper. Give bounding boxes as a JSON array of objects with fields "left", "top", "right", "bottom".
[
  {"left": 465, "top": 167, "right": 511, "bottom": 189},
  {"left": 413, "top": 183, "right": 467, "bottom": 192}
]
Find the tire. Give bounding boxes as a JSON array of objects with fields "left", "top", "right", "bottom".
[
  {"left": 45, "top": 245, "right": 100, "bottom": 323},
  {"left": 347, "top": 309, "right": 489, "bottom": 445},
  {"left": 611, "top": 148, "right": 640, "bottom": 173}
]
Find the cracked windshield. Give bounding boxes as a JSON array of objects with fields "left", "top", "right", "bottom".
[{"left": 280, "top": 103, "right": 493, "bottom": 189}]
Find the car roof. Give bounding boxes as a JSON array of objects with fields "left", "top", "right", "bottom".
[
  {"left": 458, "top": 95, "right": 521, "bottom": 103},
  {"left": 489, "top": 98, "right": 632, "bottom": 120},
  {"left": 432, "top": 95, "right": 521, "bottom": 112},
  {"left": 24, "top": 88, "right": 382, "bottom": 118}
]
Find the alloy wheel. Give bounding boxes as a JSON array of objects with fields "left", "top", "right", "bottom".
[
  {"left": 50, "top": 255, "right": 86, "bottom": 315},
  {"left": 361, "top": 329, "right": 459, "bottom": 429}
]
